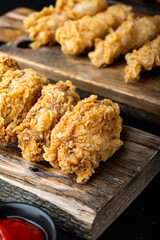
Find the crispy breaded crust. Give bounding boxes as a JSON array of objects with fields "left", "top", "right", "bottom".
[
  {"left": 16, "top": 81, "right": 80, "bottom": 161},
  {"left": 55, "top": 0, "right": 108, "bottom": 19},
  {"left": 56, "top": 4, "right": 132, "bottom": 55},
  {"left": 24, "top": 0, "right": 107, "bottom": 49},
  {"left": 88, "top": 15, "right": 160, "bottom": 67},
  {"left": 125, "top": 35, "right": 160, "bottom": 82},
  {"left": 24, "top": 6, "right": 68, "bottom": 49},
  {"left": 0, "top": 54, "right": 19, "bottom": 80},
  {"left": 0, "top": 55, "right": 49, "bottom": 145},
  {"left": 44, "top": 95, "right": 123, "bottom": 183}
]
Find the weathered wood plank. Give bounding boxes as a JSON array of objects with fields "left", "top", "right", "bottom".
[
  {"left": 0, "top": 126, "right": 160, "bottom": 239},
  {"left": 0, "top": 6, "right": 160, "bottom": 239},
  {"left": 0, "top": 34, "right": 160, "bottom": 125},
  {"left": 0, "top": 8, "right": 34, "bottom": 42},
  {"left": 0, "top": 7, "right": 160, "bottom": 125}
]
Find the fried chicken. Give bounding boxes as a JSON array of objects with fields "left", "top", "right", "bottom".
[
  {"left": 125, "top": 35, "right": 160, "bottom": 82},
  {"left": 88, "top": 15, "right": 160, "bottom": 67},
  {"left": 16, "top": 81, "right": 80, "bottom": 161},
  {"left": 24, "top": 0, "right": 108, "bottom": 49},
  {"left": 44, "top": 95, "right": 123, "bottom": 183},
  {"left": 0, "top": 54, "right": 49, "bottom": 145},
  {"left": 56, "top": 4, "right": 132, "bottom": 55},
  {"left": 0, "top": 54, "right": 19, "bottom": 80},
  {"left": 55, "top": 0, "right": 108, "bottom": 19}
]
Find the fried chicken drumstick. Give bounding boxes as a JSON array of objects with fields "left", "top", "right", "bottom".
[
  {"left": 16, "top": 81, "right": 80, "bottom": 161},
  {"left": 56, "top": 4, "right": 132, "bottom": 55},
  {"left": 0, "top": 54, "right": 48, "bottom": 145},
  {"left": 24, "top": 0, "right": 107, "bottom": 49},
  {"left": 125, "top": 35, "right": 160, "bottom": 82},
  {"left": 44, "top": 95, "right": 123, "bottom": 183},
  {"left": 89, "top": 15, "right": 160, "bottom": 67}
]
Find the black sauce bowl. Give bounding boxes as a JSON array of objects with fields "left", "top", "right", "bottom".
[{"left": 0, "top": 202, "right": 58, "bottom": 240}]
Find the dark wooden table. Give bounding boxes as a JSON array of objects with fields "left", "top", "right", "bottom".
[{"left": 0, "top": 1, "right": 160, "bottom": 240}]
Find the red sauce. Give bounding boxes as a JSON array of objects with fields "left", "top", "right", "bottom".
[{"left": 0, "top": 218, "right": 46, "bottom": 240}]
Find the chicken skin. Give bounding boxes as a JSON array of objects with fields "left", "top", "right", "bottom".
[
  {"left": 44, "top": 95, "right": 123, "bottom": 183},
  {"left": 125, "top": 35, "right": 160, "bottom": 82},
  {"left": 24, "top": 0, "right": 108, "bottom": 48},
  {"left": 89, "top": 15, "right": 160, "bottom": 67},
  {"left": 0, "top": 54, "right": 48, "bottom": 145},
  {"left": 16, "top": 81, "right": 80, "bottom": 161},
  {"left": 56, "top": 4, "right": 132, "bottom": 55}
]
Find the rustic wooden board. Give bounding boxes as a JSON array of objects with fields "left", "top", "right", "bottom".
[
  {"left": 0, "top": 7, "right": 160, "bottom": 125},
  {"left": 0, "top": 6, "right": 160, "bottom": 239},
  {"left": 0, "top": 7, "right": 34, "bottom": 42},
  {"left": 0, "top": 126, "right": 160, "bottom": 239},
  {"left": 1, "top": 36, "right": 160, "bottom": 125}
]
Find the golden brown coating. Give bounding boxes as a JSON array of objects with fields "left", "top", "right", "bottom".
[
  {"left": 24, "top": 0, "right": 107, "bottom": 49},
  {"left": 88, "top": 15, "right": 160, "bottom": 67},
  {"left": 0, "top": 55, "right": 49, "bottom": 145},
  {"left": 56, "top": 4, "right": 132, "bottom": 55},
  {"left": 125, "top": 35, "right": 160, "bottom": 82},
  {"left": 0, "top": 54, "right": 19, "bottom": 80},
  {"left": 16, "top": 81, "right": 80, "bottom": 161},
  {"left": 44, "top": 95, "right": 123, "bottom": 183},
  {"left": 24, "top": 6, "right": 68, "bottom": 49},
  {"left": 55, "top": 0, "right": 108, "bottom": 19}
]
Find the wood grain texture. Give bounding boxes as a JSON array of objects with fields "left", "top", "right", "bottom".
[
  {"left": 0, "top": 126, "right": 160, "bottom": 239},
  {"left": 0, "top": 8, "right": 34, "bottom": 42}
]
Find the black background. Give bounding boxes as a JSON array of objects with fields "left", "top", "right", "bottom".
[{"left": 0, "top": 1, "right": 160, "bottom": 240}]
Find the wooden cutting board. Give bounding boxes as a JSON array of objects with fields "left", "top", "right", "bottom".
[
  {"left": 0, "top": 7, "right": 34, "bottom": 42},
  {"left": 0, "top": 6, "right": 160, "bottom": 240},
  {"left": 0, "top": 6, "right": 160, "bottom": 125},
  {"left": 0, "top": 126, "right": 160, "bottom": 240}
]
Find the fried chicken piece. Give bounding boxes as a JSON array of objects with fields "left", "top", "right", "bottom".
[
  {"left": 56, "top": 4, "right": 132, "bottom": 55},
  {"left": 88, "top": 15, "right": 160, "bottom": 67},
  {"left": 24, "top": 6, "right": 67, "bottom": 49},
  {"left": 125, "top": 35, "right": 160, "bottom": 82},
  {"left": 24, "top": 0, "right": 107, "bottom": 49},
  {"left": 16, "top": 81, "right": 80, "bottom": 161},
  {"left": 0, "top": 54, "right": 19, "bottom": 80},
  {"left": 0, "top": 55, "right": 48, "bottom": 145},
  {"left": 55, "top": 0, "right": 108, "bottom": 19},
  {"left": 44, "top": 95, "right": 123, "bottom": 184}
]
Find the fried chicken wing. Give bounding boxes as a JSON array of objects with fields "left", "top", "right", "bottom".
[
  {"left": 16, "top": 81, "right": 80, "bottom": 161},
  {"left": 24, "top": 0, "right": 107, "bottom": 49},
  {"left": 56, "top": 4, "right": 132, "bottom": 55},
  {"left": 88, "top": 15, "right": 160, "bottom": 67},
  {"left": 0, "top": 54, "right": 48, "bottom": 145},
  {"left": 44, "top": 95, "right": 123, "bottom": 183},
  {"left": 125, "top": 35, "right": 160, "bottom": 82}
]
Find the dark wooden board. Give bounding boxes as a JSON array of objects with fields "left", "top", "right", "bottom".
[
  {"left": 0, "top": 7, "right": 160, "bottom": 125},
  {"left": 1, "top": 35, "right": 160, "bottom": 125},
  {"left": 0, "top": 6, "right": 160, "bottom": 240},
  {"left": 0, "top": 126, "right": 160, "bottom": 239}
]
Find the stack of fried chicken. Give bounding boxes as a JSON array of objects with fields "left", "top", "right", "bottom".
[
  {"left": 24, "top": 0, "right": 160, "bottom": 82},
  {"left": 0, "top": 54, "right": 123, "bottom": 183}
]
